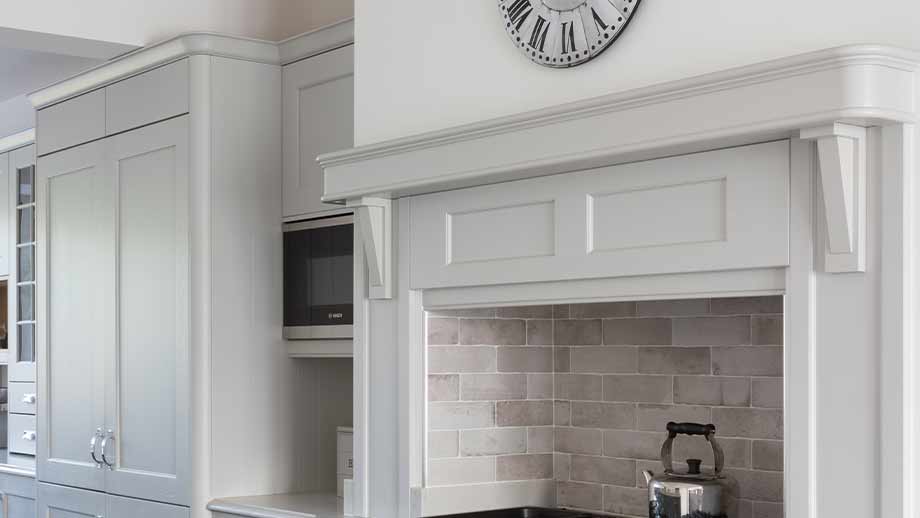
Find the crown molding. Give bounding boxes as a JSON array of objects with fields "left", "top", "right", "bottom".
[
  {"left": 29, "top": 19, "right": 356, "bottom": 110},
  {"left": 0, "top": 129, "right": 35, "bottom": 154},
  {"left": 278, "top": 18, "right": 354, "bottom": 65},
  {"left": 320, "top": 44, "right": 920, "bottom": 203},
  {"left": 28, "top": 32, "right": 281, "bottom": 109}
]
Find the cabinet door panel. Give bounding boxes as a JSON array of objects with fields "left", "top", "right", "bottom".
[
  {"left": 282, "top": 45, "right": 353, "bottom": 219},
  {"left": 37, "top": 483, "right": 106, "bottom": 518},
  {"left": 36, "top": 141, "right": 108, "bottom": 491},
  {"left": 7, "top": 493, "right": 36, "bottom": 518},
  {"left": 107, "top": 494, "right": 189, "bottom": 518},
  {"left": 103, "top": 116, "right": 190, "bottom": 506}
]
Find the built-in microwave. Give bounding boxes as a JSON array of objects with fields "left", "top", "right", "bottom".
[{"left": 283, "top": 214, "right": 354, "bottom": 340}]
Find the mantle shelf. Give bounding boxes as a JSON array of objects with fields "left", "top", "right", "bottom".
[{"left": 320, "top": 44, "right": 919, "bottom": 203}]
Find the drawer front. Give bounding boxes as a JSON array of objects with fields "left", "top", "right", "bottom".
[
  {"left": 8, "top": 414, "right": 36, "bottom": 455},
  {"left": 107, "top": 494, "right": 189, "bottom": 518},
  {"left": 0, "top": 470, "right": 36, "bottom": 499},
  {"left": 37, "top": 89, "right": 106, "bottom": 156},
  {"left": 410, "top": 140, "right": 791, "bottom": 289},
  {"left": 9, "top": 382, "right": 36, "bottom": 415},
  {"left": 106, "top": 59, "right": 189, "bottom": 136},
  {"left": 7, "top": 493, "right": 36, "bottom": 518}
]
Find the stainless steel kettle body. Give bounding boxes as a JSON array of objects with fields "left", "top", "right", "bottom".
[{"left": 643, "top": 422, "right": 735, "bottom": 518}]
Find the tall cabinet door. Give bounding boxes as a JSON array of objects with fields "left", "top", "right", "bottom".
[
  {"left": 36, "top": 141, "right": 109, "bottom": 491},
  {"left": 102, "top": 116, "right": 190, "bottom": 506},
  {"left": 282, "top": 44, "right": 354, "bottom": 219},
  {"left": 9, "top": 144, "right": 37, "bottom": 382}
]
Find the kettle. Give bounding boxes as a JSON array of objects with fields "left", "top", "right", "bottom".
[{"left": 643, "top": 422, "right": 733, "bottom": 518}]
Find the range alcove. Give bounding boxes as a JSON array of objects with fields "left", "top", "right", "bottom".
[{"left": 425, "top": 297, "right": 784, "bottom": 518}]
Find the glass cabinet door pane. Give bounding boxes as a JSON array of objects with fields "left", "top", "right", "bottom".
[
  {"left": 18, "top": 285, "right": 33, "bottom": 321},
  {"left": 18, "top": 323, "right": 33, "bottom": 363},
  {"left": 18, "top": 207, "right": 33, "bottom": 244},
  {"left": 18, "top": 245, "right": 33, "bottom": 282},
  {"left": 17, "top": 166, "right": 33, "bottom": 205}
]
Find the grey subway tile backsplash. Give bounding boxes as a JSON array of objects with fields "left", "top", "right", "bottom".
[
  {"left": 603, "top": 318, "right": 672, "bottom": 345},
  {"left": 638, "top": 347, "right": 711, "bottom": 374},
  {"left": 426, "top": 297, "right": 784, "bottom": 516},
  {"left": 460, "top": 373, "right": 527, "bottom": 401},
  {"left": 498, "top": 346, "right": 553, "bottom": 373},
  {"left": 460, "top": 318, "right": 526, "bottom": 345},
  {"left": 570, "top": 347, "right": 637, "bottom": 374},
  {"left": 554, "top": 319, "right": 602, "bottom": 345},
  {"left": 569, "top": 302, "right": 636, "bottom": 319},
  {"left": 460, "top": 428, "right": 526, "bottom": 456},
  {"left": 496, "top": 400, "right": 554, "bottom": 427},
  {"left": 673, "top": 375, "right": 751, "bottom": 406},
  {"left": 496, "top": 454, "right": 554, "bottom": 481}
]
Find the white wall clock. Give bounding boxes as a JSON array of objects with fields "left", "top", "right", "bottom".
[{"left": 498, "top": 0, "right": 640, "bottom": 68}]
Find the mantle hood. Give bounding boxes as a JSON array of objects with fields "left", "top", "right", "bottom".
[{"left": 319, "top": 44, "right": 918, "bottom": 203}]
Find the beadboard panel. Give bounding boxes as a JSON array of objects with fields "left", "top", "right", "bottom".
[{"left": 410, "top": 141, "right": 790, "bottom": 289}]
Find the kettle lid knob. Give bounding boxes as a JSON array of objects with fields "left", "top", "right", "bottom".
[{"left": 686, "top": 459, "right": 702, "bottom": 475}]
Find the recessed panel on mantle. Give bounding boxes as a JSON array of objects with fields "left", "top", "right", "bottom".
[
  {"left": 410, "top": 140, "right": 790, "bottom": 290},
  {"left": 448, "top": 201, "right": 556, "bottom": 264},
  {"left": 588, "top": 178, "right": 726, "bottom": 253}
]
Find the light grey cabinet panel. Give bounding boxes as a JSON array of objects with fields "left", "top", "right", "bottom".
[
  {"left": 282, "top": 45, "right": 353, "bottom": 219},
  {"left": 105, "top": 59, "right": 189, "bottom": 136},
  {"left": 8, "top": 382, "right": 36, "bottom": 415},
  {"left": 36, "top": 141, "right": 108, "bottom": 492},
  {"left": 0, "top": 471, "right": 36, "bottom": 518},
  {"left": 36, "top": 90, "right": 106, "bottom": 156},
  {"left": 102, "top": 116, "right": 190, "bottom": 506},
  {"left": 37, "top": 483, "right": 106, "bottom": 518},
  {"left": 107, "top": 494, "right": 189, "bottom": 518}
]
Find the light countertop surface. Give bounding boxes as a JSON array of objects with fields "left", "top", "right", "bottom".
[{"left": 207, "top": 492, "right": 345, "bottom": 518}]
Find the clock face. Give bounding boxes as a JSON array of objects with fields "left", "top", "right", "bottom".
[{"left": 498, "top": 0, "right": 641, "bottom": 68}]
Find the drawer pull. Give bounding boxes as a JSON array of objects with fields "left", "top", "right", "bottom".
[
  {"left": 21, "top": 430, "right": 36, "bottom": 442},
  {"left": 21, "top": 393, "right": 36, "bottom": 404}
]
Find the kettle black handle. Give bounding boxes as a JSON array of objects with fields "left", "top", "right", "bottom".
[
  {"left": 667, "top": 422, "right": 716, "bottom": 437},
  {"left": 661, "top": 422, "right": 724, "bottom": 475}
]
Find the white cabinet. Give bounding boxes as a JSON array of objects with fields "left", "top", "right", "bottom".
[
  {"left": 32, "top": 35, "right": 289, "bottom": 517},
  {"left": 8, "top": 144, "right": 36, "bottom": 383},
  {"left": 410, "top": 140, "right": 791, "bottom": 289},
  {"left": 282, "top": 45, "right": 354, "bottom": 220},
  {"left": 37, "top": 117, "right": 191, "bottom": 504}
]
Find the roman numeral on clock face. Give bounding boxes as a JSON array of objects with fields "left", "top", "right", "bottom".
[
  {"left": 590, "top": 7, "right": 608, "bottom": 32},
  {"left": 561, "top": 21, "right": 576, "bottom": 54},
  {"left": 528, "top": 16, "right": 549, "bottom": 51},
  {"left": 507, "top": 0, "right": 533, "bottom": 31}
]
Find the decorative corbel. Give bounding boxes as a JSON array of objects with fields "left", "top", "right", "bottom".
[
  {"left": 800, "top": 123, "right": 868, "bottom": 273},
  {"left": 348, "top": 197, "right": 393, "bottom": 299}
]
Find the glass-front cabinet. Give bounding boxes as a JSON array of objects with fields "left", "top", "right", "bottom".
[{"left": 0, "top": 143, "right": 37, "bottom": 471}]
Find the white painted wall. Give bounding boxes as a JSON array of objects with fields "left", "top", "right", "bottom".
[
  {"left": 354, "top": 0, "right": 920, "bottom": 145},
  {"left": 0, "top": 0, "right": 353, "bottom": 46}
]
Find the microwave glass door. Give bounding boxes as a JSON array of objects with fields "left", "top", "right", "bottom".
[{"left": 284, "top": 216, "right": 353, "bottom": 339}]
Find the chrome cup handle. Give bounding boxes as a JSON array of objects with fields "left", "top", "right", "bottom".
[
  {"left": 90, "top": 428, "right": 104, "bottom": 467},
  {"left": 100, "top": 429, "right": 115, "bottom": 470}
]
